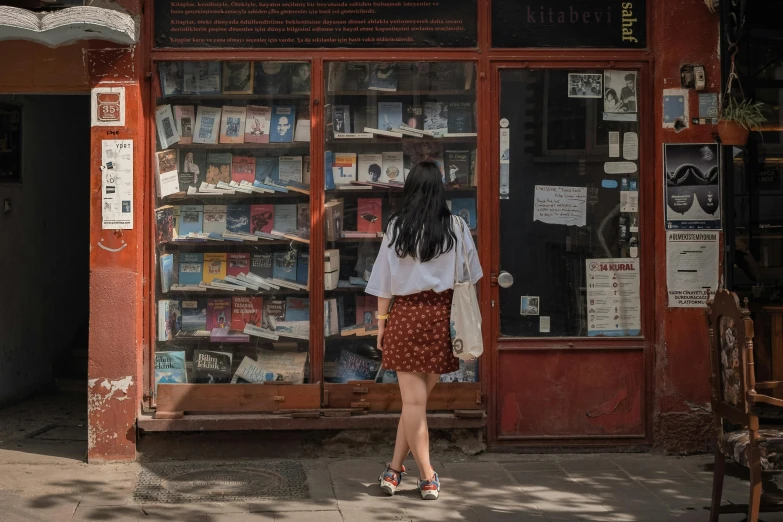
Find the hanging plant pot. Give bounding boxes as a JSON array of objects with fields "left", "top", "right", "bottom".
[{"left": 717, "top": 121, "right": 750, "bottom": 146}]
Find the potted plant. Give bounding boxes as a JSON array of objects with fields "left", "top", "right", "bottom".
[{"left": 718, "top": 97, "right": 767, "bottom": 145}]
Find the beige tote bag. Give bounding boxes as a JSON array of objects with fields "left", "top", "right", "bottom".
[{"left": 449, "top": 217, "right": 483, "bottom": 360}]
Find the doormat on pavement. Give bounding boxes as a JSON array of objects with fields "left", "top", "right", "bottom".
[{"left": 133, "top": 460, "right": 310, "bottom": 503}]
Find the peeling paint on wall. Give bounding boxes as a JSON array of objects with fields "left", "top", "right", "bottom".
[{"left": 87, "top": 376, "right": 134, "bottom": 450}]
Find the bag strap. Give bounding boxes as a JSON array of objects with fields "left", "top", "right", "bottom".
[{"left": 452, "top": 216, "right": 473, "bottom": 284}]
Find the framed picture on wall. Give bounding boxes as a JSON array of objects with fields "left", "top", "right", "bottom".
[{"left": 0, "top": 104, "right": 21, "bottom": 184}]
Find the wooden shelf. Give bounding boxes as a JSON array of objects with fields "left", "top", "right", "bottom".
[
  {"left": 329, "top": 90, "right": 475, "bottom": 97},
  {"left": 167, "top": 288, "right": 309, "bottom": 298},
  {"left": 160, "top": 239, "right": 294, "bottom": 248},
  {"left": 327, "top": 136, "right": 476, "bottom": 145},
  {"left": 159, "top": 94, "right": 310, "bottom": 103},
  {"left": 327, "top": 186, "right": 476, "bottom": 196},
  {"left": 167, "top": 142, "right": 309, "bottom": 150},
  {"left": 163, "top": 191, "right": 306, "bottom": 203}
]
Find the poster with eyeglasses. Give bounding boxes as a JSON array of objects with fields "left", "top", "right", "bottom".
[{"left": 664, "top": 143, "right": 721, "bottom": 230}]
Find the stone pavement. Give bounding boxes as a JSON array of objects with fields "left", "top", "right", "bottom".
[{"left": 2, "top": 440, "right": 783, "bottom": 522}]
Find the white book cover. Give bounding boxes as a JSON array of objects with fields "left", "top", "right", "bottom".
[
  {"left": 302, "top": 156, "right": 311, "bottom": 185},
  {"left": 183, "top": 61, "right": 221, "bottom": 94},
  {"left": 244, "top": 105, "right": 271, "bottom": 144},
  {"left": 294, "top": 117, "right": 310, "bottom": 142},
  {"left": 278, "top": 156, "right": 303, "bottom": 184},
  {"left": 172, "top": 105, "right": 195, "bottom": 145},
  {"left": 357, "top": 153, "right": 384, "bottom": 183},
  {"left": 363, "top": 127, "right": 403, "bottom": 138},
  {"left": 203, "top": 204, "right": 227, "bottom": 235},
  {"left": 381, "top": 151, "right": 404, "bottom": 183},
  {"left": 423, "top": 101, "right": 448, "bottom": 137},
  {"left": 332, "top": 152, "right": 357, "bottom": 185},
  {"left": 193, "top": 106, "right": 222, "bottom": 144},
  {"left": 155, "top": 104, "right": 181, "bottom": 148},
  {"left": 219, "top": 105, "right": 247, "bottom": 144}
]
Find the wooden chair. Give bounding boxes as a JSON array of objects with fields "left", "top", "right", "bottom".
[{"left": 708, "top": 289, "right": 783, "bottom": 521}]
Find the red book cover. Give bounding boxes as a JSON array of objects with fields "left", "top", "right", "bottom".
[
  {"left": 250, "top": 204, "right": 275, "bottom": 234},
  {"left": 355, "top": 295, "right": 378, "bottom": 328},
  {"left": 231, "top": 296, "right": 263, "bottom": 331},
  {"left": 357, "top": 198, "right": 382, "bottom": 233},
  {"left": 206, "top": 298, "right": 232, "bottom": 330},
  {"left": 227, "top": 253, "right": 251, "bottom": 277},
  {"left": 231, "top": 155, "right": 256, "bottom": 184}
]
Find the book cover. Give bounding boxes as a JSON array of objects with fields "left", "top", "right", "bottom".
[
  {"left": 255, "top": 349, "right": 307, "bottom": 384},
  {"left": 345, "top": 62, "right": 370, "bottom": 90},
  {"left": 377, "top": 102, "right": 403, "bottom": 132},
  {"left": 270, "top": 105, "right": 296, "bottom": 143},
  {"left": 232, "top": 356, "right": 277, "bottom": 384},
  {"left": 155, "top": 205, "right": 174, "bottom": 244},
  {"left": 290, "top": 62, "right": 311, "bottom": 94},
  {"left": 250, "top": 158, "right": 277, "bottom": 186},
  {"left": 180, "top": 299, "right": 208, "bottom": 332},
  {"left": 222, "top": 61, "right": 254, "bottom": 94},
  {"left": 206, "top": 298, "right": 232, "bottom": 330},
  {"left": 447, "top": 102, "right": 473, "bottom": 133},
  {"left": 206, "top": 152, "right": 232, "bottom": 185},
  {"left": 357, "top": 153, "right": 384, "bottom": 183},
  {"left": 302, "top": 156, "right": 311, "bottom": 185},
  {"left": 262, "top": 299, "right": 286, "bottom": 328},
  {"left": 219, "top": 105, "right": 247, "bottom": 144},
  {"left": 450, "top": 198, "right": 477, "bottom": 230},
  {"left": 423, "top": 102, "right": 448, "bottom": 137},
  {"left": 296, "top": 252, "right": 309, "bottom": 286},
  {"left": 296, "top": 202, "right": 310, "bottom": 231},
  {"left": 250, "top": 204, "right": 274, "bottom": 234},
  {"left": 445, "top": 150, "right": 471, "bottom": 185},
  {"left": 324, "top": 151, "right": 335, "bottom": 190},
  {"left": 157, "top": 300, "right": 181, "bottom": 341},
  {"left": 381, "top": 151, "right": 404, "bottom": 183},
  {"left": 226, "top": 204, "right": 251, "bottom": 234},
  {"left": 357, "top": 198, "right": 382, "bottom": 233},
  {"left": 177, "top": 149, "right": 206, "bottom": 190},
  {"left": 203, "top": 205, "right": 227, "bottom": 236},
  {"left": 332, "top": 105, "right": 351, "bottom": 134},
  {"left": 159, "top": 253, "right": 175, "bottom": 293},
  {"left": 231, "top": 296, "right": 263, "bottom": 330},
  {"left": 244, "top": 105, "right": 272, "bottom": 144},
  {"left": 352, "top": 107, "right": 370, "bottom": 134},
  {"left": 172, "top": 105, "right": 194, "bottom": 145},
  {"left": 251, "top": 253, "right": 274, "bottom": 280},
  {"left": 402, "top": 102, "right": 423, "bottom": 130},
  {"left": 231, "top": 155, "right": 255, "bottom": 184},
  {"left": 278, "top": 156, "right": 303, "bottom": 185},
  {"left": 356, "top": 295, "right": 379, "bottom": 329},
  {"left": 155, "top": 351, "right": 187, "bottom": 390},
  {"left": 178, "top": 204, "right": 203, "bottom": 236},
  {"left": 155, "top": 150, "right": 180, "bottom": 198},
  {"left": 336, "top": 350, "right": 380, "bottom": 383},
  {"left": 324, "top": 298, "right": 339, "bottom": 337},
  {"left": 273, "top": 251, "right": 297, "bottom": 281},
  {"left": 284, "top": 297, "right": 310, "bottom": 322},
  {"left": 179, "top": 252, "right": 204, "bottom": 285},
  {"left": 192, "top": 350, "right": 233, "bottom": 384},
  {"left": 254, "top": 61, "right": 291, "bottom": 95},
  {"left": 294, "top": 116, "right": 310, "bottom": 142},
  {"left": 193, "top": 106, "right": 221, "bottom": 145},
  {"left": 273, "top": 204, "right": 297, "bottom": 233},
  {"left": 158, "top": 62, "right": 183, "bottom": 96},
  {"left": 369, "top": 63, "right": 398, "bottom": 91},
  {"left": 202, "top": 253, "right": 227, "bottom": 283},
  {"left": 324, "top": 199, "right": 344, "bottom": 241},
  {"left": 183, "top": 61, "right": 221, "bottom": 94},
  {"left": 227, "top": 252, "right": 250, "bottom": 277},
  {"left": 327, "top": 61, "right": 347, "bottom": 92},
  {"left": 332, "top": 153, "right": 357, "bottom": 185}
]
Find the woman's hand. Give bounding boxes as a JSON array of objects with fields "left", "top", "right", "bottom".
[{"left": 377, "top": 321, "right": 385, "bottom": 351}]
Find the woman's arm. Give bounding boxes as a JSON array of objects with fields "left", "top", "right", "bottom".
[{"left": 377, "top": 296, "right": 392, "bottom": 351}]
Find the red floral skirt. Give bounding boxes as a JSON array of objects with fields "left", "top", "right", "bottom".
[{"left": 382, "top": 289, "right": 459, "bottom": 375}]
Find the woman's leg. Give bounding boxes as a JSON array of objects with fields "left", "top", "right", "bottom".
[
  {"left": 390, "top": 373, "right": 440, "bottom": 471},
  {"left": 397, "top": 371, "right": 435, "bottom": 480}
]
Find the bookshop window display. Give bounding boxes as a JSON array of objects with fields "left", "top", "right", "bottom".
[{"left": 323, "top": 61, "right": 480, "bottom": 385}]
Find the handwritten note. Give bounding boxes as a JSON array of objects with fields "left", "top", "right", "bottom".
[{"left": 533, "top": 185, "right": 587, "bottom": 226}]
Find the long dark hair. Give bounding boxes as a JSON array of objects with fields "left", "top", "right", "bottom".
[{"left": 387, "top": 161, "right": 456, "bottom": 262}]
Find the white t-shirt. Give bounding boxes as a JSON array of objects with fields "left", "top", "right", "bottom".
[{"left": 365, "top": 217, "right": 483, "bottom": 299}]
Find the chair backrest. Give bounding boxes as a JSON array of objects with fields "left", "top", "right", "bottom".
[{"left": 707, "top": 289, "right": 756, "bottom": 417}]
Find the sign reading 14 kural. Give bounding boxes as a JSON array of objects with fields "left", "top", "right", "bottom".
[
  {"left": 492, "top": 0, "right": 646, "bottom": 49},
  {"left": 586, "top": 258, "right": 641, "bottom": 337}
]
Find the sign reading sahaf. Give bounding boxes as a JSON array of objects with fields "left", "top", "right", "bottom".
[{"left": 492, "top": 0, "right": 646, "bottom": 49}]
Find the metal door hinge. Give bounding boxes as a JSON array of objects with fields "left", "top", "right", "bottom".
[{"left": 490, "top": 273, "right": 498, "bottom": 286}]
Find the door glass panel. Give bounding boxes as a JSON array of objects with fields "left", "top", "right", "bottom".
[{"left": 499, "top": 69, "right": 642, "bottom": 338}]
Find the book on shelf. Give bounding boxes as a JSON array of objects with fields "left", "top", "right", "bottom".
[
  {"left": 296, "top": 202, "right": 310, "bottom": 231},
  {"left": 203, "top": 253, "right": 227, "bottom": 283},
  {"left": 270, "top": 105, "right": 296, "bottom": 143},
  {"left": 290, "top": 62, "right": 311, "bottom": 94},
  {"left": 159, "top": 254, "right": 175, "bottom": 293},
  {"left": 294, "top": 115, "right": 310, "bottom": 142},
  {"left": 423, "top": 101, "right": 448, "bottom": 137},
  {"left": 183, "top": 61, "right": 221, "bottom": 94},
  {"left": 324, "top": 248, "right": 340, "bottom": 272},
  {"left": 254, "top": 156, "right": 279, "bottom": 184},
  {"left": 345, "top": 62, "right": 370, "bottom": 91},
  {"left": 193, "top": 350, "right": 233, "bottom": 384},
  {"left": 368, "top": 62, "right": 398, "bottom": 91},
  {"left": 207, "top": 278, "right": 245, "bottom": 291},
  {"left": 231, "top": 296, "right": 263, "bottom": 331},
  {"left": 222, "top": 61, "right": 254, "bottom": 94},
  {"left": 232, "top": 356, "right": 278, "bottom": 383},
  {"left": 296, "top": 252, "right": 309, "bottom": 287},
  {"left": 229, "top": 274, "right": 259, "bottom": 291},
  {"left": 226, "top": 204, "right": 251, "bottom": 234},
  {"left": 341, "top": 231, "right": 378, "bottom": 239},
  {"left": 286, "top": 181, "right": 311, "bottom": 195},
  {"left": 222, "top": 232, "right": 257, "bottom": 243},
  {"left": 177, "top": 148, "right": 206, "bottom": 190},
  {"left": 273, "top": 203, "right": 297, "bottom": 233},
  {"left": 254, "top": 231, "right": 280, "bottom": 241},
  {"left": 255, "top": 349, "right": 308, "bottom": 385},
  {"left": 278, "top": 156, "right": 303, "bottom": 185},
  {"left": 180, "top": 299, "right": 208, "bottom": 333},
  {"left": 272, "top": 278, "right": 308, "bottom": 291},
  {"left": 445, "top": 150, "right": 471, "bottom": 185},
  {"left": 332, "top": 105, "right": 351, "bottom": 134},
  {"left": 402, "top": 101, "right": 424, "bottom": 129},
  {"left": 376, "top": 367, "right": 399, "bottom": 384},
  {"left": 251, "top": 253, "right": 274, "bottom": 280},
  {"left": 356, "top": 295, "right": 379, "bottom": 330},
  {"left": 338, "top": 184, "right": 373, "bottom": 191},
  {"left": 336, "top": 350, "right": 380, "bottom": 383},
  {"left": 205, "top": 152, "right": 232, "bottom": 184},
  {"left": 238, "top": 180, "right": 271, "bottom": 194},
  {"left": 255, "top": 61, "right": 291, "bottom": 95},
  {"left": 363, "top": 127, "right": 403, "bottom": 139},
  {"left": 284, "top": 296, "right": 309, "bottom": 322},
  {"left": 227, "top": 180, "right": 253, "bottom": 194},
  {"left": 400, "top": 123, "right": 436, "bottom": 136},
  {"left": 324, "top": 298, "right": 339, "bottom": 336},
  {"left": 269, "top": 318, "right": 310, "bottom": 340},
  {"left": 357, "top": 153, "right": 383, "bottom": 183},
  {"left": 271, "top": 228, "right": 311, "bottom": 244},
  {"left": 157, "top": 300, "right": 181, "bottom": 341},
  {"left": 377, "top": 102, "right": 403, "bottom": 132},
  {"left": 396, "top": 127, "right": 425, "bottom": 138},
  {"left": 155, "top": 205, "right": 175, "bottom": 244},
  {"left": 381, "top": 151, "right": 404, "bottom": 183},
  {"left": 172, "top": 105, "right": 194, "bottom": 145},
  {"left": 250, "top": 204, "right": 274, "bottom": 234},
  {"left": 348, "top": 275, "right": 368, "bottom": 286},
  {"left": 340, "top": 323, "right": 366, "bottom": 336},
  {"left": 327, "top": 61, "right": 347, "bottom": 92},
  {"left": 324, "top": 199, "right": 344, "bottom": 241},
  {"left": 470, "top": 149, "right": 477, "bottom": 186},
  {"left": 244, "top": 105, "right": 271, "bottom": 144},
  {"left": 357, "top": 198, "right": 382, "bottom": 233},
  {"left": 178, "top": 204, "right": 204, "bottom": 236},
  {"left": 178, "top": 253, "right": 204, "bottom": 285},
  {"left": 193, "top": 106, "right": 222, "bottom": 145},
  {"left": 203, "top": 205, "right": 227, "bottom": 236},
  {"left": 332, "top": 152, "right": 357, "bottom": 185},
  {"left": 206, "top": 297, "right": 232, "bottom": 330},
  {"left": 450, "top": 198, "right": 477, "bottom": 230},
  {"left": 155, "top": 351, "right": 187, "bottom": 390},
  {"left": 158, "top": 62, "right": 183, "bottom": 96},
  {"left": 333, "top": 132, "right": 374, "bottom": 139},
  {"left": 302, "top": 156, "right": 311, "bottom": 185},
  {"left": 324, "top": 151, "right": 335, "bottom": 190},
  {"left": 262, "top": 299, "right": 286, "bottom": 329},
  {"left": 273, "top": 251, "right": 297, "bottom": 282},
  {"left": 155, "top": 150, "right": 180, "bottom": 198},
  {"left": 219, "top": 105, "right": 247, "bottom": 144},
  {"left": 447, "top": 102, "right": 473, "bottom": 134},
  {"left": 242, "top": 325, "right": 280, "bottom": 342},
  {"left": 226, "top": 252, "right": 251, "bottom": 277},
  {"left": 443, "top": 132, "right": 478, "bottom": 138}
]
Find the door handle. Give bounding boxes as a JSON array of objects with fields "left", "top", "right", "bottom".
[{"left": 492, "top": 271, "right": 514, "bottom": 288}]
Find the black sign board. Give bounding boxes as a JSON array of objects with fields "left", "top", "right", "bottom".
[
  {"left": 154, "top": 0, "right": 478, "bottom": 49},
  {"left": 492, "top": 0, "right": 646, "bottom": 49}
]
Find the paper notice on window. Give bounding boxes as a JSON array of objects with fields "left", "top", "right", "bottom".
[
  {"left": 609, "top": 132, "right": 620, "bottom": 157},
  {"left": 604, "top": 162, "right": 638, "bottom": 174},
  {"left": 586, "top": 258, "right": 641, "bottom": 336},
  {"left": 101, "top": 140, "right": 133, "bottom": 230},
  {"left": 500, "top": 128, "right": 510, "bottom": 164},
  {"left": 620, "top": 191, "right": 639, "bottom": 212},
  {"left": 499, "top": 127, "right": 510, "bottom": 199},
  {"left": 623, "top": 132, "right": 639, "bottom": 160},
  {"left": 666, "top": 231, "right": 719, "bottom": 308},
  {"left": 533, "top": 185, "right": 586, "bottom": 226}
]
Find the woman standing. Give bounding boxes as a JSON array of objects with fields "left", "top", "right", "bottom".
[{"left": 366, "top": 161, "right": 483, "bottom": 500}]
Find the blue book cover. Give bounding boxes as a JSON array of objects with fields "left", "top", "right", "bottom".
[
  {"left": 273, "top": 204, "right": 297, "bottom": 233},
  {"left": 180, "top": 299, "right": 208, "bottom": 332},
  {"left": 155, "top": 351, "right": 187, "bottom": 390},
  {"left": 159, "top": 254, "right": 174, "bottom": 293},
  {"left": 296, "top": 252, "right": 309, "bottom": 286},
  {"left": 255, "top": 156, "right": 279, "bottom": 183},
  {"left": 226, "top": 205, "right": 251, "bottom": 234},
  {"left": 273, "top": 251, "right": 297, "bottom": 281},
  {"left": 270, "top": 105, "right": 296, "bottom": 143},
  {"left": 178, "top": 252, "right": 204, "bottom": 285},
  {"left": 178, "top": 205, "right": 203, "bottom": 236},
  {"left": 377, "top": 102, "right": 403, "bottom": 132},
  {"left": 284, "top": 297, "right": 310, "bottom": 321},
  {"left": 325, "top": 151, "right": 335, "bottom": 190},
  {"left": 450, "top": 198, "right": 477, "bottom": 230}
]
